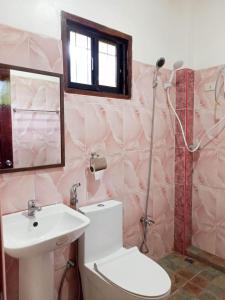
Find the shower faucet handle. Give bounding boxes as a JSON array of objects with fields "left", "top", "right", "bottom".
[{"left": 140, "top": 215, "right": 155, "bottom": 226}]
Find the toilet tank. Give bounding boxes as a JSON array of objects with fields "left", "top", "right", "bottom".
[{"left": 78, "top": 200, "right": 123, "bottom": 263}]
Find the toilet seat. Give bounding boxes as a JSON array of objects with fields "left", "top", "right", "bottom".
[{"left": 88, "top": 247, "right": 171, "bottom": 299}]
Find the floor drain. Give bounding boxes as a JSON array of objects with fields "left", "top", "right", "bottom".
[{"left": 185, "top": 257, "right": 194, "bottom": 264}]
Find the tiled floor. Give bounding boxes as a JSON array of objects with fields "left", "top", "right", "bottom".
[{"left": 158, "top": 252, "right": 225, "bottom": 299}]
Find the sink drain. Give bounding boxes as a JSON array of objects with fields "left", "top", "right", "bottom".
[{"left": 33, "top": 221, "right": 38, "bottom": 227}]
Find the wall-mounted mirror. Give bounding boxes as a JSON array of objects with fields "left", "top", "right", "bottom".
[{"left": 0, "top": 64, "right": 64, "bottom": 173}]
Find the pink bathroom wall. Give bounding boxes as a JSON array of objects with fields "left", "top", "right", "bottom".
[
  {"left": 192, "top": 66, "right": 225, "bottom": 260},
  {"left": 174, "top": 69, "right": 194, "bottom": 254},
  {"left": 0, "top": 24, "right": 175, "bottom": 299}
]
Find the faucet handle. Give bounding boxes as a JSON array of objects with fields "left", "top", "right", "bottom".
[
  {"left": 28, "top": 200, "right": 41, "bottom": 210},
  {"left": 28, "top": 200, "right": 36, "bottom": 207},
  {"left": 73, "top": 182, "right": 81, "bottom": 188},
  {"left": 36, "top": 205, "right": 42, "bottom": 211}
]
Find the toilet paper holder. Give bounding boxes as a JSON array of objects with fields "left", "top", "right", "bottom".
[{"left": 90, "top": 152, "right": 107, "bottom": 173}]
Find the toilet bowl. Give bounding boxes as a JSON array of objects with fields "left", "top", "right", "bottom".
[{"left": 78, "top": 200, "right": 171, "bottom": 300}]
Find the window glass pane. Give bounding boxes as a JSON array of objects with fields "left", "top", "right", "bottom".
[
  {"left": 69, "top": 31, "right": 92, "bottom": 85},
  {"left": 99, "top": 41, "right": 108, "bottom": 53},
  {"left": 108, "top": 44, "right": 116, "bottom": 55},
  {"left": 98, "top": 41, "right": 117, "bottom": 87}
]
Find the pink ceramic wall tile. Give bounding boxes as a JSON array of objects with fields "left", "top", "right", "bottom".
[
  {"left": 214, "top": 124, "right": 225, "bottom": 149},
  {"left": 85, "top": 102, "right": 109, "bottom": 153},
  {"left": 147, "top": 216, "right": 174, "bottom": 260},
  {"left": 123, "top": 104, "right": 143, "bottom": 150},
  {"left": 132, "top": 63, "right": 153, "bottom": 107},
  {"left": 217, "top": 152, "right": 225, "bottom": 189},
  {"left": 192, "top": 185, "right": 217, "bottom": 254},
  {"left": 64, "top": 94, "right": 86, "bottom": 161},
  {"left": 152, "top": 147, "right": 175, "bottom": 186},
  {"left": 0, "top": 172, "right": 35, "bottom": 215},
  {"left": 55, "top": 160, "right": 87, "bottom": 206},
  {"left": 122, "top": 193, "right": 145, "bottom": 249},
  {"left": 215, "top": 190, "right": 225, "bottom": 259},
  {"left": 28, "top": 33, "right": 63, "bottom": 74},
  {"left": 215, "top": 234, "right": 225, "bottom": 260},
  {"left": 192, "top": 148, "right": 218, "bottom": 188},
  {"left": 0, "top": 24, "right": 30, "bottom": 68},
  {"left": 0, "top": 24, "right": 62, "bottom": 74},
  {"left": 34, "top": 172, "right": 63, "bottom": 206},
  {"left": 152, "top": 185, "right": 174, "bottom": 222},
  {"left": 104, "top": 105, "right": 123, "bottom": 154},
  {"left": 153, "top": 108, "right": 174, "bottom": 149},
  {"left": 142, "top": 184, "right": 175, "bottom": 260},
  {"left": 124, "top": 150, "right": 148, "bottom": 194},
  {"left": 138, "top": 108, "right": 152, "bottom": 150},
  {"left": 194, "top": 66, "right": 223, "bottom": 111},
  {"left": 193, "top": 110, "right": 222, "bottom": 148}
]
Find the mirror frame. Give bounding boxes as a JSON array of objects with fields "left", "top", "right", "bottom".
[{"left": 0, "top": 63, "right": 65, "bottom": 173}]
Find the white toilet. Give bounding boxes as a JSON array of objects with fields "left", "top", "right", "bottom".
[{"left": 78, "top": 200, "right": 171, "bottom": 300}]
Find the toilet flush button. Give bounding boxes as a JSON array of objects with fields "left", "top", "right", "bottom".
[{"left": 97, "top": 204, "right": 104, "bottom": 207}]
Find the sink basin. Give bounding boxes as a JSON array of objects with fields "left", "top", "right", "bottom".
[
  {"left": 3, "top": 203, "right": 90, "bottom": 300},
  {"left": 3, "top": 203, "right": 90, "bottom": 258}
]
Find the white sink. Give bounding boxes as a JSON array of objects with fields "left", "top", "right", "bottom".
[
  {"left": 3, "top": 203, "right": 90, "bottom": 258},
  {"left": 2, "top": 203, "right": 90, "bottom": 300}
]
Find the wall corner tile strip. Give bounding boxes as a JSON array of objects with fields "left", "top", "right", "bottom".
[{"left": 174, "top": 68, "right": 194, "bottom": 254}]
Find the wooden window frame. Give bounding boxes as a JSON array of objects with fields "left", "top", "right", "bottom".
[{"left": 61, "top": 11, "right": 132, "bottom": 99}]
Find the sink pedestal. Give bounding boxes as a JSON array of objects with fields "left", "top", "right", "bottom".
[{"left": 19, "top": 252, "right": 54, "bottom": 300}]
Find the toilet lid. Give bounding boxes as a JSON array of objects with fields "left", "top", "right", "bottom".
[{"left": 93, "top": 247, "right": 171, "bottom": 298}]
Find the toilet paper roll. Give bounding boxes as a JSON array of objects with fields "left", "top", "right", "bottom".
[{"left": 94, "top": 170, "right": 104, "bottom": 181}]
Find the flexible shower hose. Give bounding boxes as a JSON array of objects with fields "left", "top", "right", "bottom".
[
  {"left": 165, "top": 85, "right": 225, "bottom": 152},
  {"left": 58, "top": 259, "right": 81, "bottom": 300}
]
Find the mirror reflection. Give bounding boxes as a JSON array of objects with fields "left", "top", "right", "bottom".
[{"left": 0, "top": 65, "right": 64, "bottom": 172}]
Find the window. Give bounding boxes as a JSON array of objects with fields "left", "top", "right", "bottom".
[{"left": 61, "top": 12, "right": 132, "bottom": 99}]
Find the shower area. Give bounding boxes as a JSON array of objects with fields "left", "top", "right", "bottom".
[
  {"left": 172, "top": 64, "right": 225, "bottom": 262},
  {"left": 139, "top": 60, "right": 225, "bottom": 265}
]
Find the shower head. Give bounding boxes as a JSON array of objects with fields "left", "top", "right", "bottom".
[
  {"left": 164, "top": 59, "right": 184, "bottom": 89},
  {"left": 153, "top": 57, "right": 166, "bottom": 88},
  {"left": 173, "top": 60, "right": 184, "bottom": 70},
  {"left": 156, "top": 57, "right": 166, "bottom": 69}
]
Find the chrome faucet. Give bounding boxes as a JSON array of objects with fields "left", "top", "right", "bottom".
[
  {"left": 70, "top": 183, "right": 81, "bottom": 210},
  {"left": 27, "top": 200, "right": 42, "bottom": 217}
]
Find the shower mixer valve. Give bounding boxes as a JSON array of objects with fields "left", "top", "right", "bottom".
[{"left": 140, "top": 216, "right": 155, "bottom": 226}]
